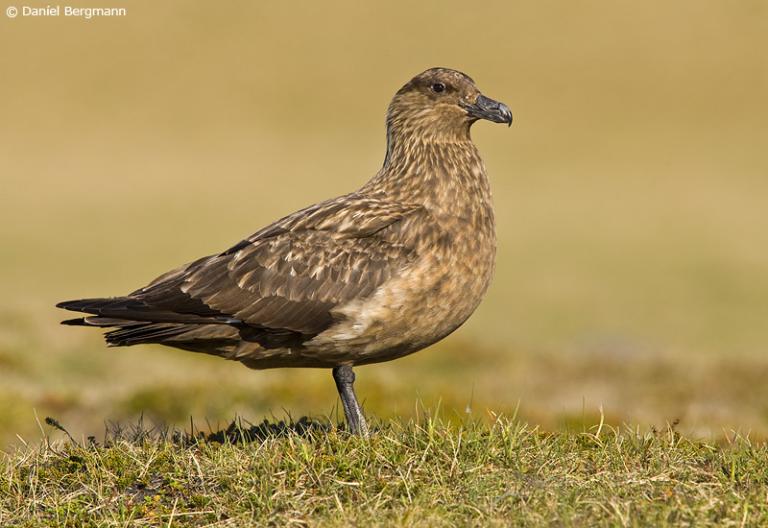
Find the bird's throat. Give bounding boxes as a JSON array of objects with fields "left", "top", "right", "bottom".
[{"left": 365, "top": 136, "right": 494, "bottom": 225}]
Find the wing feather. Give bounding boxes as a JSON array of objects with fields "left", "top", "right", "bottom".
[
  {"left": 139, "top": 195, "right": 430, "bottom": 339},
  {"left": 60, "top": 194, "right": 434, "bottom": 347}
]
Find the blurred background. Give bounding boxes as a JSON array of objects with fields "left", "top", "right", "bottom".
[{"left": 1, "top": 1, "right": 766, "bottom": 446}]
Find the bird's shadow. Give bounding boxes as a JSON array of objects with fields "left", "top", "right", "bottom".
[
  {"left": 44, "top": 415, "right": 346, "bottom": 448},
  {"left": 200, "top": 416, "right": 334, "bottom": 444}
]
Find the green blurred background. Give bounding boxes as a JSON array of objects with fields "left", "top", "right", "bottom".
[{"left": 1, "top": 1, "right": 766, "bottom": 445}]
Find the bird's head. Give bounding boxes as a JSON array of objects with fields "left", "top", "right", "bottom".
[{"left": 386, "top": 67, "right": 512, "bottom": 141}]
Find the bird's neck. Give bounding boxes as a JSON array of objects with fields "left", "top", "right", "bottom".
[{"left": 362, "top": 131, "right": 494, "bottom": 225}]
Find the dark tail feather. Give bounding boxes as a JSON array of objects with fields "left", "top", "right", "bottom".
[
  {"left": 106, "top": 322, "right": 194, "bottom": 346},
  {"left": 57, "top": 297, "right": 146, "bottom": 316},
  {"left": 61, "top": 317, "right": 88, "bottom": 326},
  {"left": 57, "top": 310, "right": 202, "bottom": 347},
  {"left": 58, "top": 311, "right": 194, "bottom": 346},
  {"left": 56, "top": 297, "right": 238, "bottom": 325}
]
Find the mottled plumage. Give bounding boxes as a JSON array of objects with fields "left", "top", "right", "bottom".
[{"left": 58, "top": 67, "right": 512, "bottom": 434}]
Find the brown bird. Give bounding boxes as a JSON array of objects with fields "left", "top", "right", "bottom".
[{"left": 57, "top": 67, "right": 512, "bottom": 435}]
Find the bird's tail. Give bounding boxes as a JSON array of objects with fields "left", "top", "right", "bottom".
[
  {"left": 57, "top": 296, "right": 151, "bottom": 316},
  {"left": 56, "top": 297, "right": 232, "bottom": 324},
  {"left": 56, "top": 296, "right": 240, "bottom": 348},
  {"left": 58, "top": 298, "right": 196, "bottom": 347}
]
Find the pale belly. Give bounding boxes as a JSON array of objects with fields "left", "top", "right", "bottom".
[{"left": 304, "top": 243, "right": 495, "bottom": 366}]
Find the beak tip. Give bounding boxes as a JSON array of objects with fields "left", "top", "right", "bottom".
[
  {"left": 499, "top": 103, "right": 513, "bottom": 127},
  {"left": 464, "top": 94, "right": 513, "bottom": 127}
]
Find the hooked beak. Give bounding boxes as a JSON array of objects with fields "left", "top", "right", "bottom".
[{"left": 461, "top": 94, "right": 513, "bottom": 126}]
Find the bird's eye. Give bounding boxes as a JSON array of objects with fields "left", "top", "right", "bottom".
[{"left": 431, "top": 82, "right": 446, "bottom": 93}]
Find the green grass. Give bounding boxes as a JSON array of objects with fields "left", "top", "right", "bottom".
[
  {"left": 2, "top": 416, "right": 767, "bottom": 527},
  {"left": 1, "top": 0, "right": 768, "bottom": 444}
]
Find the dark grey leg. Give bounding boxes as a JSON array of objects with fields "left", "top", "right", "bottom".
[{"left": 332, "top": 365, "right": 369, "bottom": 436}]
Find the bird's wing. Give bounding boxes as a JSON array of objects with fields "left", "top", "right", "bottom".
[{"left": 131, "top": 195, "right": 429, "bottom": 337}]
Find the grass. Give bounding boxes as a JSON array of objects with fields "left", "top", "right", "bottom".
[
  {"left": 2, "top": 415, "right": 767, "bottom": 527},
  {"left": 1, "top": 0, "right": 767, "bottom": 443}
]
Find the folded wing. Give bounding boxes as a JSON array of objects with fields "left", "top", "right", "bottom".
[{"left": 57, "top": 195, "right": 430, "bottom": 352}]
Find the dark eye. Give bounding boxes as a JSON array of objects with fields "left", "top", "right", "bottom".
[{"left": 431, "top": 82, "right": 446, "bottom": 93}]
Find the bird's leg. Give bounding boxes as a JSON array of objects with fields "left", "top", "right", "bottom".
[{"left": 332, "top": 365, "right": 369, "bottom": 437}]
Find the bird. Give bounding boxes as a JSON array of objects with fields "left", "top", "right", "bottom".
[{"left": 57, "top": 67, "right": 512, "bottom": 436}]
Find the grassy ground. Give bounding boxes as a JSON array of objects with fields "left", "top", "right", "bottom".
[
  {"left": 1, "top": 1, "right": 767, "bottom": 443},
  {"left": 2, "top": 416, "right": 767, "bottom": 527}
]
